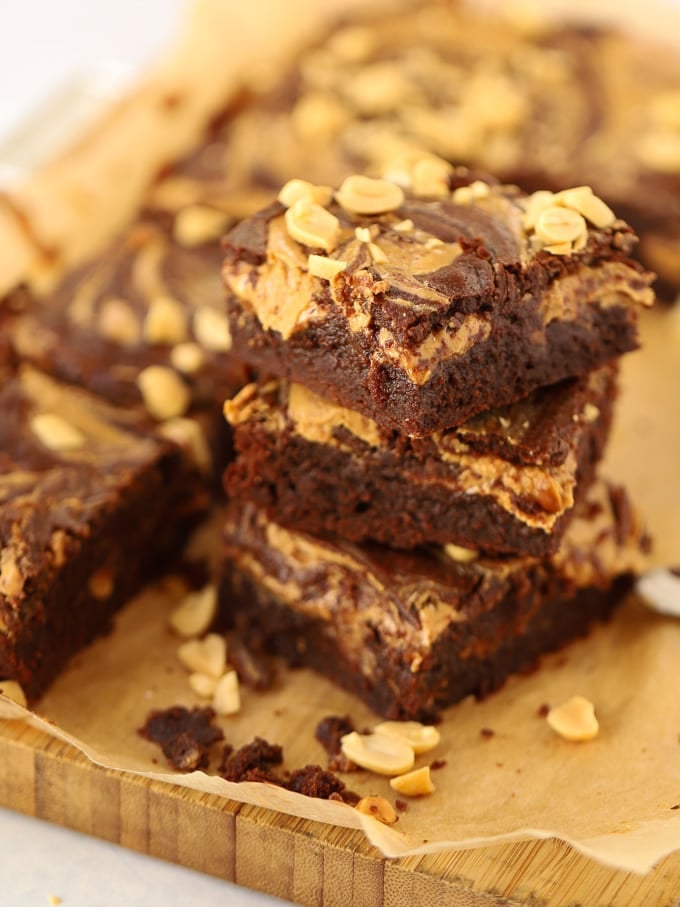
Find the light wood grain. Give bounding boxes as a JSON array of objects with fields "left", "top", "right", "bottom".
[{"left": 3, "top": 717, "right": 680, "bottom": 906}]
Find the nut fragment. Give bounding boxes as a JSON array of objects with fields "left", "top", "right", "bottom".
[
  {"left": 213, "top": 670, "right": 240, "bottom": 715},
  {"left": 97, "top": 297, "right": 141, "bottom": 345},
  {"left": 170, "top": 342, "right": 205, "bottom": 374},
  {"left": 285, "top": 199, "right": 340, "bottom": 252},
  {"left": 368, "top": 242, "right": 388, "bottom": 264},
  {"left": 336, "top": 175, "right": 404, "bottom": 215},
  {"left": 444, "top": 543, "right": 479, "bottom": 564},
  {"left": 534, "top": 206, "right": 587, "bottom": 245},
  {"left": 308, "top": 254, "right": 347, "bottom": 281},
  {"left": 143, "top": 295, "right": 187, "bottom": 345},
  {"left": 177, "top": 633, "right": 227, "bottom": 678},
  {"left": 169, "top": 585, "right": 217, "bottom": 638},
  {"left": 522, "top": 190, "right": 555, "bottom": 231},
  {"left": 411, "top": 156, "right": 452, "bottom": 198},
  {"left": 31, "top": 413, "right": 86, "bottom": 452},
  {"left": 193, "top": 306, "right": 232, "bottom": 352},
  {"left": 451, "top": 180, "right": 491, "bottom": 205},
  {"left": 278, "top": 178, "right": 333, "bottom": 208},
  {"left": 637, "top": 567, "right": 680, "bottom": 617},
  {"left": 292, "top": 93, "right": 351, "bottom": 142},
  {"left": 546, "top": 695, "right": 599, "bottom": 741},
  {"left": 373, "top": 720, "right": 441, "bottom": 755},
  {"left": 543, "top": 241, "right": 574, "bottom": 256},
  {"left": 552, "top": 186, "right": 615, "bottom": 229},
  {"left": 582, "top": 403, "right": 600, "bottom": 424},
  {"left": 389, "top": 766, "right": 435, "bottom": 797},
  {"left": 0, "top": 680, "right": 27, "bottom": 708},
  {"left": 188, "top": 672, "right": 218, "bottom": 698},
  {"left": 340, "top": 730, "right": 415, "bottom": 775},
  {"left": 137, "top": 365, "right": 191, "bottom": 421},
  {"left": 174, "top": 204, "right": 229, "bottom": 246},
  {"left": 355, "top": 796, "right": 398, "bottom": 825}
]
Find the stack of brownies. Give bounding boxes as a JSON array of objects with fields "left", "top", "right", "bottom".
[{"left": 218, "top": 168, "right": 653, "bottom": 720}]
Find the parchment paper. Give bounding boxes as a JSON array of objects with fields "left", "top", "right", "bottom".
[{"left": 1, "top": 308, "right": 679, "bottom": 874}]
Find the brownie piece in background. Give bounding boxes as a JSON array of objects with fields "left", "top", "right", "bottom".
[
  {"left": 148, "top": 2, "right": 680, "bottom": 299},
  {"left": 222, "top": 177, "right": 652, "bottom": 435},
  {"left": 3, "top": 217, "right": 249, "bottom": 484},
  {"left": 0, "top": 366, "right": 209, "bottom": 702},
  {"left": 219, "top": 481, "right": 649, "bottom": 721},
  {"left": 224, "top": 365, "right": 617, "bottom": 556}
]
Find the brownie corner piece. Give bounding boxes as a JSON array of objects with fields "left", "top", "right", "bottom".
[
  {"left": 223, "top": 176, "right": 653, "bottom": 434},
  {"left": 218, "top": 480, "right": 648, "bottom": 720},
  {"left": 0, "top": 366, "right": 209, "bottom": 702}
]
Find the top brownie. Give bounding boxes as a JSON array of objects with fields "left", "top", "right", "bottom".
[{"left": 223, "top": 176, "right": 653, "bottom": 435}]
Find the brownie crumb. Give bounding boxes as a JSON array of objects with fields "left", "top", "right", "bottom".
[
  {"left": 218, "top": 736, "right": 283, "bottom": 782},
  {"left": 537, "top": 703, "right": 551, "bottom": 718},
  {"left": 285, "top": 764, "right": 347, "bottom": 799},
  {"left": 139, "top": 705, "right": 224, "bottom": 771},
  {"left": 139, "top": 705, "right": 224, "bottom": 747},
  {"left": 430, "top": 759, "right": 447, "bottom": 771},
  {"left": 161, "top": 731, "right": 210, "bottom": 772},
  {"left": 480, "top": 727, "right": 495, "bottom": 739},
  {"left": 395, "top": 799, "right": 408, "bottom": 813},
  {"left": 672, "top": 804, "right": 680, "bottom": 810},
  {"left": 315, "top": 714, "right": 357, "bottom": 770}
]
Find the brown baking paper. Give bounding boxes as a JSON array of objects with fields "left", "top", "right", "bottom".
[{"left": 1, "top": 309, "right": 680, "bottom": 874}]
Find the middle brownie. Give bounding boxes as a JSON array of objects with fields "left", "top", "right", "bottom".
[{"left": 224, "top": 365, "right": 616, "bottom": 557}]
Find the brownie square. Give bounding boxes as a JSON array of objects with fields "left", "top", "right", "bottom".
[
  {"left": 0, "top": 365, "right": 209, "bottom": 702},
  {"left": 224, "top": 365, "right": 616, "bottom": 556},
  {"left": 4, "top": 217, "right": 249, "bottom": 482},
  {"left": 219, "top": 481, "right": 648, "bottom": 720},
  {"left": 222, "top": 180, "right": 652, "bottom": 435}
]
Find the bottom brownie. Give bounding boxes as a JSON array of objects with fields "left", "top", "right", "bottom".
[
  {"left": 219, "top": 482, "right": 648, "bottom": 720},
  {"left": 0, "top": 366, "right": 209, "bottom": 702}
]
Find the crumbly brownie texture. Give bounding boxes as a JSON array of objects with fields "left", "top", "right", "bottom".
[
  {"left": 224, "top": 365, "right": 616, "bottom": 555},
  {"left": 150, "top": 2, "right": 680, "bottom": 298},
  {"left": 0, "top": 367, "right": 209, "bottom": 702},
  {"left": 139, "top": 706, "right": 225, "bottom": 772},
  {"left": 217, "top": 738, "right": 356, "bottom": 801},
  {"left": 222, "top": 181, "right": 651, "bottom": 434},
  {"left": 218, "top": 481, "right": 648, "bottom": 721}
]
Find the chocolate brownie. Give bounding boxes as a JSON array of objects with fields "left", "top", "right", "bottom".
[
  {"left": 3, "top": 217, "right": 249, "bottom": 481},
  {"left": 218, "top": 481, "right": 648, "bottom": 721},
  {"left": 147, "top": 3, "right": 680, "bottom": 299},
  {"left": 222, "top": 178, "right": 652, "bottom": 435},
  {"left": 224, "top": 365, "right": 616, "bottom": 556},
  {"left": 0, "top": 366, "right": 209, "bottom": 702}
]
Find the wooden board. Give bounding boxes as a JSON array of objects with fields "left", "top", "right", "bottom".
[{"left": 3, "top": 717, "right": 680, "bottom": 906}]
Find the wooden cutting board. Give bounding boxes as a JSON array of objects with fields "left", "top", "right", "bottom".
[{"left": 3, "top": 717, "right": 680, "bottom": 906}]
